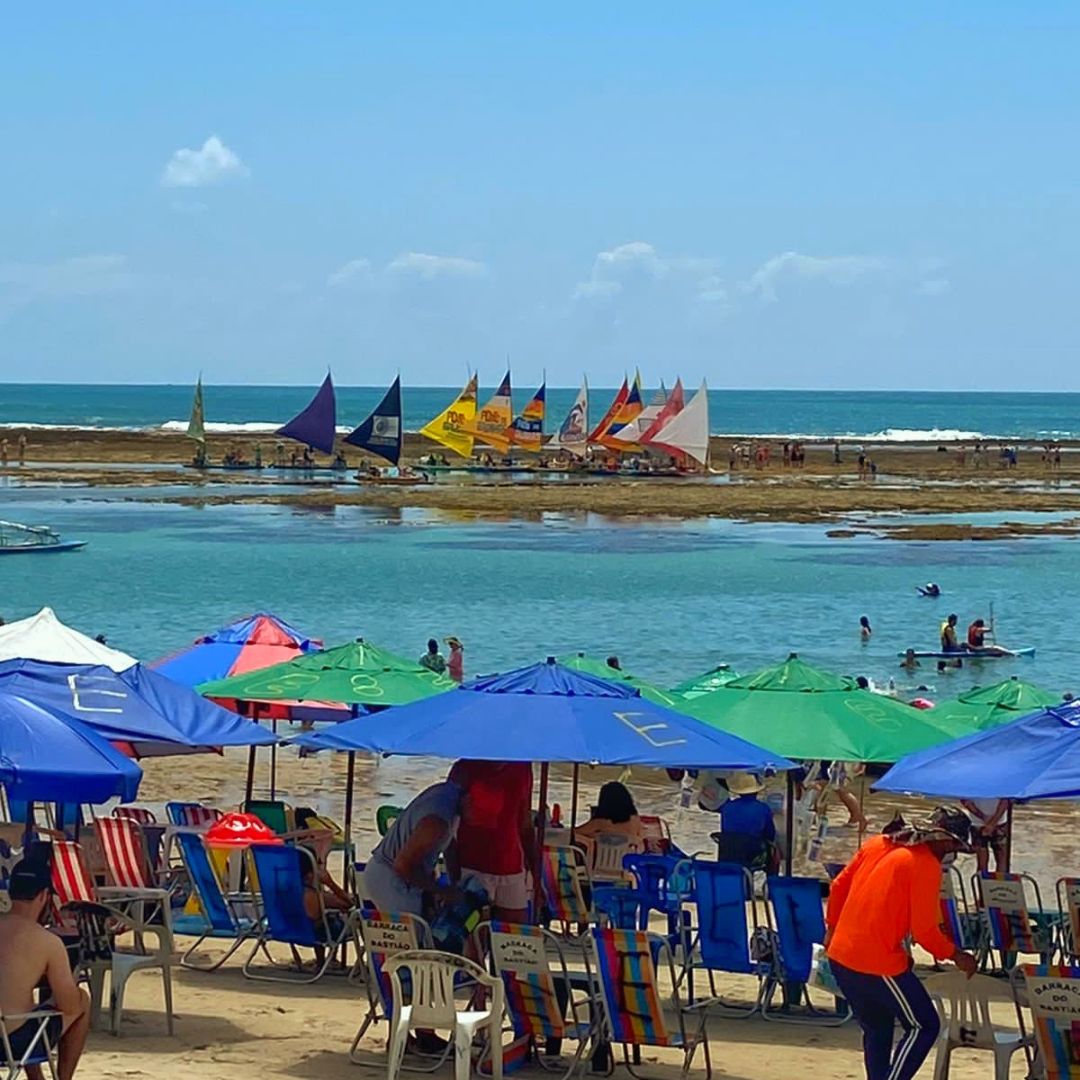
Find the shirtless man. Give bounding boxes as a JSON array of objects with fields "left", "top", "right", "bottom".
[{"left": 0, "top": 859, "right": 89, "bottom": 1080}]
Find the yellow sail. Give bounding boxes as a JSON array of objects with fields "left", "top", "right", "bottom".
[
  {"left": 420, "top": 374, "right": 479, "bottom": 458},
  {"left": 467, "top": 370, "right": 513, "bottom": 452}
]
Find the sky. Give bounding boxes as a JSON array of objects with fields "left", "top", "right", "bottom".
[{"left": 1, "top": 3, "right": 1079, "bottom": 390}]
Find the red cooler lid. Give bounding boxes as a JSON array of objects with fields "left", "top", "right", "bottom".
[{"left": 204, "top": 812, "right": 283, "bottom": 847}]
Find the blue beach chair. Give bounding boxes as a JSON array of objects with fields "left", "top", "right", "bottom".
[
  {"left": 621, "top": 853, "right": 692, "bottom": 939},
  {"left": 171, "top": 829, "right": 260, "bottom": 971},
  {"left": 243, "top": 843, "right": 359, "bottom": 983}
]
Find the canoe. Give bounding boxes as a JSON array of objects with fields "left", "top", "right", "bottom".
[{"left": 897, "top": 647, "right": 1036, "bottom": 660}]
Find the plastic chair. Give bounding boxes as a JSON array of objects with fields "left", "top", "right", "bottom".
[
  {"left": 376, "top": 805, "right": 404, "bottom": 838},
  {"left": 621, "top": 853, "right": 693, "bottom": 938},
  {"left": 589, "top": 926, "right": 711, "bottom": 1078},
  {"left": 975, "top": 871, "right": 1055, "bottom": 970},
  {"left": 384, "top": 950, "right": 505, "bottom": 1080},
  {"left": 926, "top": 971, "right": 1034, "bottom": 1080},
  {"left": 1020, "top": 963, "right": 1080, "bottom": 1080},
  {"left": 244, "top": 799, "right": 293, "bottom": 835},
  {"left": 0, "top": 1006, "right": 62, "bottom": 1080},
  {"left": 589, "top": 835, "right": 633, "bottom": 883},
  {"left": 243, "top": 843, "right": 359, "bottom": 983}
]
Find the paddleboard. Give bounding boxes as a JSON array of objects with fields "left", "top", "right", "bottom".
[{"left": 897, "top": 647, "right": 1036, "bottom": 660}]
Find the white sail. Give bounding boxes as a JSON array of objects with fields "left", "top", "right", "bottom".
[
  {"left": 643, "top": 380, "right": 710, "bottom": 464},
  {"left": 609, "top": 384, "right": 669, "bottom": 447},
  {"left": 546, "top": 378, "right": 589, "bottom": 458}
]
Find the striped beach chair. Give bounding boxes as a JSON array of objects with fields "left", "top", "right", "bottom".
[
  {"left": 96, "top": 817, "right": 155, "bottom": 891},
  {"left": 590, "top": 926, "right": 711, "bottom": 1078},
  {"left": 540, "top": 845, "right": 591, "bottom": 939},
  {"left": 1020, "top": 964, "right": 1080, "bottom": 1079},
  {"left": 1057, "top": 878, "right": 1080, "bottom": 963},
  {"left": 112, "top": 806, "right": 157, "bottom": 826},
  {"left": 976, "top": 871, "right": 1054, "bottom": 970},
  {"left": 166, "top": 802, "right": 222, "bottom": 828},
  {"left": 939, "top": 864, "right": 981, "bottom": 952}
]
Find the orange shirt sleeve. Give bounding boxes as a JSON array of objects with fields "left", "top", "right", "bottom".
[{"left": 910, "top": 853, "right": 957, "bottom": 962}]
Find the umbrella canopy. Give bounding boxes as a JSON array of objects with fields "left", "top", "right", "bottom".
[
  {"left": 197, "top": 638, "right": 455, "bottom": 708},
  {"left": 0, "top": 659, "right": 279, "bottom": 758},
  {"left": 297, "top": 657, "right": 795, "bottom": 770},
  {"left": 876, "top": 702, "right": 1080, "bottom": 801},
  {"left": 0, "top": 607, "right": 136, "bottom": 671},
  {"left": 669, "top": 664, "right": 739, "bottom": 699},
  {"left": 558, "top": 653, "right": 686, "bottom": 708},
  {"left": 0, "top": 690, "right": 142, "bottom": 803},
  {"left": 928, "top": 677, "right": 1065, "bottom": 736},
  {"left": 681, "top": 655, "right": 958, "bottom": 762},
  {"left": 152, "top": 612, "right": 321, "bottom": 687}
]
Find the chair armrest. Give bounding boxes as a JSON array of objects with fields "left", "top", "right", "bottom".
[{"left": 97, "top": 887, "right": 170, "bottom": 902}]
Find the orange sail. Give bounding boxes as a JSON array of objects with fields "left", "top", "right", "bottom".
[
  {"left": 507, "top": 382, "right": 545, "bottom": 452},
  {"left": 588, "top": 377, "right": 629, "bottom": 444},
  {"left": 596, "top": 370, "right": 644, "bottom": 449}
]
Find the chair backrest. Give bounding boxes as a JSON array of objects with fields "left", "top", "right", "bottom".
[
  {"left": 1021, "top": 964, "right": 1080, "bottom": 1079},
  {"left": 590, "top": 834, "right": 633, "bottom": 881},
  {"left": 51, "top": 841, "right": 96, "bottom": 907},
  {"left": 95, "top": 817, "right": 153, "bottom": 890},
  {"left": 166, "top": 802, "right": 222, "bottom": 828},
  {"left": 248, "top": 843, "right": 317, "bottom": 947},
  {"left": 623, "top": 853, "right": 692, "bottom": 915},
  {"left": 540, "top": 844, "right": 590, "bottom": 926},
  {"left": 385, "top": 950, "right": 501, "bottom": 1030},
  {"left": 0, "top": 1007, "right": 59, "bottom": 1071},
  {"left": 766, "top": 875, "right": 825, "bottom": 983},
  {"left": 360, "top": 909, "right": 430, "bottom": 1017},
  {"left": 924, "top": 972, "right": 1002, "bottom": 1050},
  {"left": 590, "top": 927, "right": 673, "bottom": 1048},
  {"left": 939, "top": 865, "right": 970, "bottom": 950},
  {"left": 979, "top": 872, "right": 1041, "bottom": 953},
  {"left": 713, "top": 831, "right": 767, "bottom": 868},
  {"left": 175, "top": 830, "right": 238, "bottom": 933},
  {"left": 691, "top": 860, "right": 755, "bottom": 974},
  {"left": 638, "top": 815, "right": 672, "bottom": 855},
  {"left": 376, "top": 805, "right": 403, "bottom": 838},
  {"left": 1057, "top": 879, "right": 1080, "bottom": 961},
  {"left": 488, "top": 921, "right": 569, "bottom": 1041},
  {"left": 112, "top": 806, "right": 157, "bottom": 825},
  {"left": 244, "top": 800, "right": 292, "bottom": 835}
]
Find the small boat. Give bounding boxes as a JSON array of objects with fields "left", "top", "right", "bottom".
[
  {"left": 0, "top": 521, "right": 86, "bottom": 555},
  {"left": 898, "top": 647, "right": 1036, "bottom": 660}
]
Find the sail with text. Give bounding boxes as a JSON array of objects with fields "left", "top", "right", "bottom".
[
  {"left": 596, "top": 370, "right": 643, "bottom": 449},
  {"left": 344, "top": 376, "right": 403, "bottom": 465},
  {"left": 609, "top": 380, "right": 677, "bottom": 452},
  {"left": 587, "top": 377, "right": 629, "bottom": 444},
  {"left": 468, "top": 371, "right": 514, "bottom": 452},
  {"left": 507, "top": 382, "right": 546, "bottom": 451},
  {"left": 644, "top": 380, "right": 710, "bottom": 465},
  {"left": 420, "top": 374, "right": 479, "bottom": 458},
  {"left": 276, "top": 372, "right": 337, "bottom": 454},
  {"left": 187, "top": 377, "right": 206, "bottom": 445},
  {"left": 547, "top": 379, "right": 588, "bottom": 458}
]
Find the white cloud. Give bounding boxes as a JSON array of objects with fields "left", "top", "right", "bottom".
[
  {"left": 161, "top": 136, "right": 248, "bottom": 188},
  {"left": 743, "top": 251, "right": 890, "bottom": 303},
  {"left": 386, "top": 252, "right": 487, "bottom": 279},
  {"left": 0, "top": 254, "right": 136, "bottom": 318},
  {"left": 574, "top": 241, "right": 672, "bottom": 300},
  {"left": 327, "top": 258, "right": 373, "bottom": 287}
]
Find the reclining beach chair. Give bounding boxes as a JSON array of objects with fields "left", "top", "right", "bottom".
[
  {"left": 939, "top": 864, "right": 981, "bottom": 954},
  {"left": 485, "top": 920, "right": 599, "bottom": 1079},
  {"left": 0, "top": 1005, "right": 62, "bottom": 1080},
  {"left": 762, "top": 875, "right": 847, "bottom": 1025},
  {"left": 1019, "top": 963, "right": 1080, "bottom": 1080},
  {"left": 112, "top": 806, "right": 156, "bottom": 826},
  {"left": 171, "top": 828, "right": 260, "bottom": 971},
  {"left": 351, "top": 908, "right": 433, "bottom": 1061},
  {"left": 242, "top": 842, "right": 359, "bottom": 983},
  {"left": 682, "top": 860, "right": 767, "bottom": 1015},
  {"left": 540, "top": 844, "right": 592, "bottom": 941},
  {"left": 165, "top": 802, "right": 222, "bottom": 828},
  {"left": 589, "top": 926, "right": 711, "bottom": 1079},
  {"left": 243, "top": 799, "right": 294, "bottom": 835},
  {"left": 376, "top": 804, "right": 404, "bottom": 837},
  {"left": 975, "top": 871, "right": 1055, "bottom": 971},
  {"left": 1056, "top": 878, "right": 1080, "bottom": 962}
]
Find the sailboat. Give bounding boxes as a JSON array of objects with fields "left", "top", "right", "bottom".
[
  {"left": 643, "top": 380, "right": 710, "bottom": 466},
  {"left": 596, "top": 370, "right": 643, "bottom": 449},
  {"left": 507, "top": 381, "right": 546, "bottom": 452},
  {"left": 636, "top": 378, "right": 685, "bottom": 447},
  {"left": 546, "top": 379, "right": 588, "bottom": 458},
  {"left": 187, "top": 377, "right": 207, "bottom": 466},
  {"left": 588, "top": 377, "right": 629, "bottom": 445},
  {"left": 419, "top": 374, "right": 478, "bottom": 459},
  {"left": 344, "top": 376, "right": 403, "bottom": 465},
  {"left": 276, "top": 372, "right": 338, "bottom": 456},
  {"left": 608, "top": 380, "right": 678, "bottom": 452},
  {"left": 469, "top": 371, "right": 514, "bottom": 454}
]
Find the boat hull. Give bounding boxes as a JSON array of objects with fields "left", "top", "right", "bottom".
[
  {"left": 898, "top": 647, "right": 1036, "bottom": 660},
  {"left": 0, "top": 540, "right": 87, "bottom": 555}
]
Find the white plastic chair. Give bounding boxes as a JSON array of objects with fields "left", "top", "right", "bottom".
[
  {"left": 925, "top": 971, "right": 1034, "bottom": 1080},
  {"left": 589, "top": 835, "right": 633, "bottom": 882},
  {"left": 384, "top": 950, "right": 505, "bottom": 1080}
]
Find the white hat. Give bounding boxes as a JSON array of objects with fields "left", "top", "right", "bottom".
[{"left": 726, "top": 772, "right": 765, "bottom": 796}]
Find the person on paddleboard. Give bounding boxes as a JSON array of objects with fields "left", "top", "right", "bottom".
[
  {"left": 966, "top": 618, "right": 1009, "bottom": 656},
  {"left": 940, "top": 613, "right": 961, "bottom": 653}
]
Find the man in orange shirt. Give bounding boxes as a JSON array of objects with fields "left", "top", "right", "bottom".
[{"left": 825, "top": 806, "right": 977, "bottom": 1080}]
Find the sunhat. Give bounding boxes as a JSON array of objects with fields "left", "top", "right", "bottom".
[
  {"left": 889, "top": 804, "right": 973, "bottom": 853},
  {"left": 726, "top": 772, "right": 765, "bottom": 796},
  {"left": 445, "top": 636, "right": 464, "bottom": 650}
]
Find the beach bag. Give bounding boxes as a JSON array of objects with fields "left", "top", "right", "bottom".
[
  {"left": 429, "top": 875, "right": 490, "bottom": 954},
  {"left": 809, "top": 944, "right": 844, "bottom": 998}
]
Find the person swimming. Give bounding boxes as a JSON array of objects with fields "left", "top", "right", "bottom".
[
  {"left": 859, "top": 616, "right": 872, "bottom": 641},
  {"left": 900, "top": 648, "right": 921, "bottom": 672},
  {"left": 917, "top": 583, "right": 941, "bottom": 597}
]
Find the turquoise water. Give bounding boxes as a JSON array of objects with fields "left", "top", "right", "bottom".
[
  {"left": 1, "top": 490, "right": 1077, "bottom": 697},
  {"left": 3, "top": 383, "right": 1080, "bottom": 440}
]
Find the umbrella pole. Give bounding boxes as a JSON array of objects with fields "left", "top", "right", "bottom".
[
  {"left": 244, "top": 746, "right": 257, "bottom": 804},
  {"left": 343, "top": 752, "right": 356, "bottom": 892},
  {"left": 270, "top": 719, "right": 278, "bottom": 801},
  {"left": 785, "top": 772, "right": 795, "bottom": 876},
  {"left": 857, "top": 774, "right": 867, "bottom": 847},
  {"left": 1004, "top": 800, "right": 1014, "bottom": 872},
  {"left": 535, "top": 763, "right": 549, "bottom": 920},
  {"left": 569, "top": 763, "right": 580, "bottom": 843}
]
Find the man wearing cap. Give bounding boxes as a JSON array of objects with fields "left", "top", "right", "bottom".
[
  {"left": 0, "top": 857, "right": 89, "bottom": 1079},
  {"left": 825, "top": 806, "right": 978, "bottom": 1080}
]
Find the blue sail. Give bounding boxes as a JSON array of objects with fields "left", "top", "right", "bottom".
[
  {"left": 276, "top": 373, "right": 337, "bottom": 454},
  {"left": 344, "top": 376, "right": 402, "bottom": 465}
]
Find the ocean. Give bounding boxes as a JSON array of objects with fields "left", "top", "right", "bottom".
[{"left": 2, "top": 383, "right": 1080, "bottom": 441}]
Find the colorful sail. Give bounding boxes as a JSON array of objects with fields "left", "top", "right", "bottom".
[
  {"left": 420, "top": 374, "right": 478, "bottom": 458},
  {"left": 187, "top": 377, "right": 206, "bottom": 444},
  {"left": 588, "top": 377, "right": 628, "bottom": 444},
  {"left": 507, "top": 382, "right": 546, "bottom": 451},
  {"left": 609, "top": 381, "right": 675, "bottom": 451},
  {"left": 344, "top": 376, "right": 402, "bottom": 465},
  {"left": 547, "top": 379, "right": 589, "bottom": 457},
  {"left": 597, "top": 370, "right": 644, "bottom": 448},
  {"left": 644, "top": 380, "right": 710, "bottom": 465},
  {"left": 469, "top": 371, "right": 514, "bottom": 452},
  {"left": 639, "top": 378, "right": 685, "bottom": 445},
  {"left": 276, "top": 372, "right": 337, "bottom": 454}
]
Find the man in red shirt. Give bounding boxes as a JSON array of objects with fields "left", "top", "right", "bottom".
[
  {"left": 447, "top": 759, "right": 536, "bottom": 921},
  {"left": 825, "top": 806, "right": 977, "bottom": 1080}
]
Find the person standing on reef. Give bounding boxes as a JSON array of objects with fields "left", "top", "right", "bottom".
[
  {"left": 419, "top": 638, "right": 446, "bottom": 674},
  {"left": 445, "top": 637, "right": 464, "bottom": 683}
]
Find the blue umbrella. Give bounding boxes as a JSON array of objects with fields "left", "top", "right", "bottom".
[
  {"left": 0, "top": 659, "right": 278, "bottom": 758},
  {"left": 876, "top": 701, "right": 1080, "bottom": 801},
  {"left": 0, "top": 690, "right": 141, "bottom": 804},
  {"left": 298, "top": 658, "right": 794, "bottom": 770}
]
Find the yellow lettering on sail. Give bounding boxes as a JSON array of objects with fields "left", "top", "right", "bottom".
[{"left": 420, "top": 374, "right": 479, "bottom": 458}]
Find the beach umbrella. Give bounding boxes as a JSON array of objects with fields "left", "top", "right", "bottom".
[
  {"left": 0, "top": 659, "right": 278, "bottom": 758},
  {"left": 0, "top": 607, "right": 136, "bottom": 671},
  {"left": 151, "top": 612, "right": 321, "bottom": 688},
  {"left": 558, "top": 652, "right": 687, "bottom": 709},
  {"left": 0, "top": 690, "right": 141, "bottom": 804},
  {"left": 196, "top": 638, "right": 455, "bottom": 709},
  {"left": 876, "top": 702, "right": 1080, "bottom": 802},
  {"left": 928, "top": 677, "right": 1065, "bottom": 736},
  {"left": 668, "top": 664, "right": 739, "bottom": 700}
]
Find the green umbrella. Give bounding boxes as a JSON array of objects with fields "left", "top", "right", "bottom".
[
  {"left": 197, "top": 638, "right": 455, "bottom": 708},
  {"left": 557, "top": 652, "right": 686, "bottom": 709},
  {"left": 928, "top": 677, "right": 1064, "bottom": 737},
  {"left": 682, "top": 654, "right": 959, "bottom": 762},
  {"left": 669, "top": 664, "right": 740, "bottom": 699}
]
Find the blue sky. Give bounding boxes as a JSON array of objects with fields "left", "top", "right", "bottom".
[{"left": 2, "top": 3, "right": 1079, "bottom": 389}]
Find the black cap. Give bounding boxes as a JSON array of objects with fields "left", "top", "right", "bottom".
[{"left": 8, "top": 858, "right": 52, "bottom": 901}]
